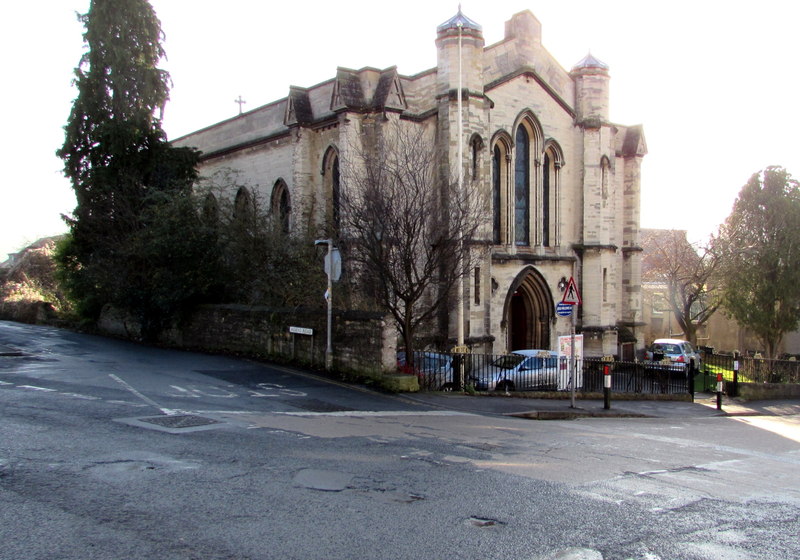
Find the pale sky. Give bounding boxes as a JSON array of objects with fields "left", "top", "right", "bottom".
[{"left": 2, "top": 0, "right": 798, "bottom": 258}]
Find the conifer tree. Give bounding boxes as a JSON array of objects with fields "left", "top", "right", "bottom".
[
  {"left": 714, "top": 166, "right": 800, "bottom": 358},
  {"left": 57, "top": 0, "right": 204, "bottom": 337}
]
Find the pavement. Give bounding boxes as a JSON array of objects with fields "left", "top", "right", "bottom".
[{"left": 402, "top": 390, "right": 800, "bottom": 420}]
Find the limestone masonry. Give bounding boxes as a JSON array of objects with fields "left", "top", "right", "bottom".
[{"left": 175, "top": 9, "right": 646, "bottom": 358}]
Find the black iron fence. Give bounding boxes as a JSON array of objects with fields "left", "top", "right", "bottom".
[
  {"left": 403, "top": 351, "right": 689, "bottom": 395},
  {"left": 701, "top": 352, "right": 800, "bottom": 386}
]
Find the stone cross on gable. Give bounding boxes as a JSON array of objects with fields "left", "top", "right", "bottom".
[{"left": 235, "top": 95, "right": 247, "bottom": 115}]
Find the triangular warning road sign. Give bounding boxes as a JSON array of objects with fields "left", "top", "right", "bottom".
[{"left": 561, "top": 277, "right": 582, "bottom": 305}]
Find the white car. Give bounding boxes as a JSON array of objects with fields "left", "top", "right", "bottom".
[{"left": 468, "top": 349, "right": 559, "bottom": 391}]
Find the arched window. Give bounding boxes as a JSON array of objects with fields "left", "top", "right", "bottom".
[
  {"left": 202, "top": 193, "right": 219, "bottom": 225},
  {"left": 322, "top": 147, "right": 340, "bottom": 237},
  {"left": 470, "top": 134, "right": 483, "bottom": 181},
  {"left": 233, "top": 187, "right": 252, "bottom": 222},
  {"left": 492, "top": 145, "right": 502, "bottom": 244},
  {"left": 601, "top": 156, "right": 610, "bottom": 208},
  {"left": 543, "top": 152, "right": 551, "bottom": 247},
  {"left": 514, "top": 126, "right": 530, "bottom": 246},
  {"left": 271, "top": 180, "right": 290, "bottom": 233},
  {"left": 491, "top": 134, "right": 511, "bottom": 245},
  {"left": 543, "top": 141, "right": 564, "bottom": 247}
]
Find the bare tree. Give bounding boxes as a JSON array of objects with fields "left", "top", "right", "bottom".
[
  {"left": 340, "top": 122, "right": 483, "bottom": 365},
  {"left": 195, "top": 169, "right": 326, "bottom": 308},
  {"left": 641, "top": 229, "right": 720, "bottom": 345}
]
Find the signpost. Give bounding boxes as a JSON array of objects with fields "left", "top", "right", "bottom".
[
  {"left": 561, "top": 276, "right": 581, "bottom": 408},
  {"left": 315, "top": 239, "right": 338, "bottom": 370}
]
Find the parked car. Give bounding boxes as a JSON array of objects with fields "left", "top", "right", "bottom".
[
  {"left": 468, "top": 349, "right": 559, "bottom": 392},
  {"left": 644, "top": 339, "right": 701, "bottom": 369},
  {"left": 397, "top": 351, "right": 454, "bottom": 391}
]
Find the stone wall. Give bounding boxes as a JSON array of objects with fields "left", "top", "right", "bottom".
[
  {"left": 98, "top": 304, "right": 397, "bottom": 380},
  {"left": 734, "top": 382, "right": 800, "bottom": 401}
]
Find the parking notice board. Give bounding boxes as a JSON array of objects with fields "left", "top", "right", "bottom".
[{"left": 557, "top": 334, "right": 584, "bottom": 391}]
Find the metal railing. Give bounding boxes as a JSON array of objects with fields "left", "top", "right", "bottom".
[
  {"left": 403, "top": 351, "right": 690, "bottom": 395},
  {"left": 702, "top": 353, "right": 800, "bottom": 385}
]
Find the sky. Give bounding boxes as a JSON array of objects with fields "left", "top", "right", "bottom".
[{"left": 2, "top": 0, "right": 799, "bottom": 258}]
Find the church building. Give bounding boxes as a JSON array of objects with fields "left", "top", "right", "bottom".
[{"left": 175, "top": 9, "right": 647, "bottom": 358}]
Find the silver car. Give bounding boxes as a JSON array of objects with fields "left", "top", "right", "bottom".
[
  {"left": 468, "top": 349, "right": 559, "bottom": 391},
  {"left": 644, "top": 338, "right": 701, "bottom": 369}
]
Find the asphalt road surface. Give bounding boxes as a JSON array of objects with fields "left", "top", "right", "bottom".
[{"left": 1, "top": 320, "right": 799, "bottom": 560}]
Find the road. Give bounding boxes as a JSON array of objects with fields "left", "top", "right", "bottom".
[{"left": 1, "top": 320, "right": 799, "bottom": 560}]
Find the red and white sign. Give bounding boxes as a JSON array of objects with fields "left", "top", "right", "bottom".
[{"left": 561, "top": 277, "right": 582, "bottom": 305}]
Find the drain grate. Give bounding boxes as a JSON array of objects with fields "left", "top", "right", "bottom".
[
  {"left": 284, "top": 398, "right": 355, "bottom": 413},
  {"left": 139, "top": 415, "right": 220, "bottom": 429}
]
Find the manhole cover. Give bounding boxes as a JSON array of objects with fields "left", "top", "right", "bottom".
[
  {"left": 285, "top": 398, "right": 354, "bottom": 413},
  {"left": 139, "top": 415, "right": 220, "bottom": 429}
]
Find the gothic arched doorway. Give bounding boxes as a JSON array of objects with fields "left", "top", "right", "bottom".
[{"left": 503, "top": 267, "right": 555, "bottom": 351}]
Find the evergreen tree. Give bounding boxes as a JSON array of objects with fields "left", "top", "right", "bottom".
[
  {"left": 57, "top": 0, "right": 203, "bottom": 338},
  {"left": 714, "top": 166, "right": 800, "bottom": 358}
]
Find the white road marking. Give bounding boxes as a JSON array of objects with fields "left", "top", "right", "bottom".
[
  {"left": 109, "top": 374, "right": 181, "bottom": 415},
  {"left": 255, "top": 383, "right": 307, "bottom": 397},
  {"left": 18, "top": 385, "right": 57, "bottom": 392},
  {"left": 60, "top": 392, "right": 100, "bottom": 400},
  {"left": 168, "top": 384, "right": 238, "bottom": 398},
  {"left": 106, "top": 400, "right": 149, "bottom": 407}
]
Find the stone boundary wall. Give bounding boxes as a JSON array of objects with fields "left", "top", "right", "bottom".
[
  {"left": 98, "top": 304, "right": 397, "bottom": 379},
  {"left": 734, "top": 381, "right": 800, "bottom": 401},
  {"left": 0, "top": 301, "right": 58, "bottom": 325}
]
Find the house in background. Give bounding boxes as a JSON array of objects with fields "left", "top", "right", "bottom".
[{"left": 640, "top": 228, "right": 800, "bottom": 356}]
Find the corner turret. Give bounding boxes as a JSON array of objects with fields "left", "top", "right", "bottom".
[
  {"left": 570, "top": 53, "right": 610, "bottom": 125},
  {"left": 435, "top": 7, "right": 485, "bottom": 96}
]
